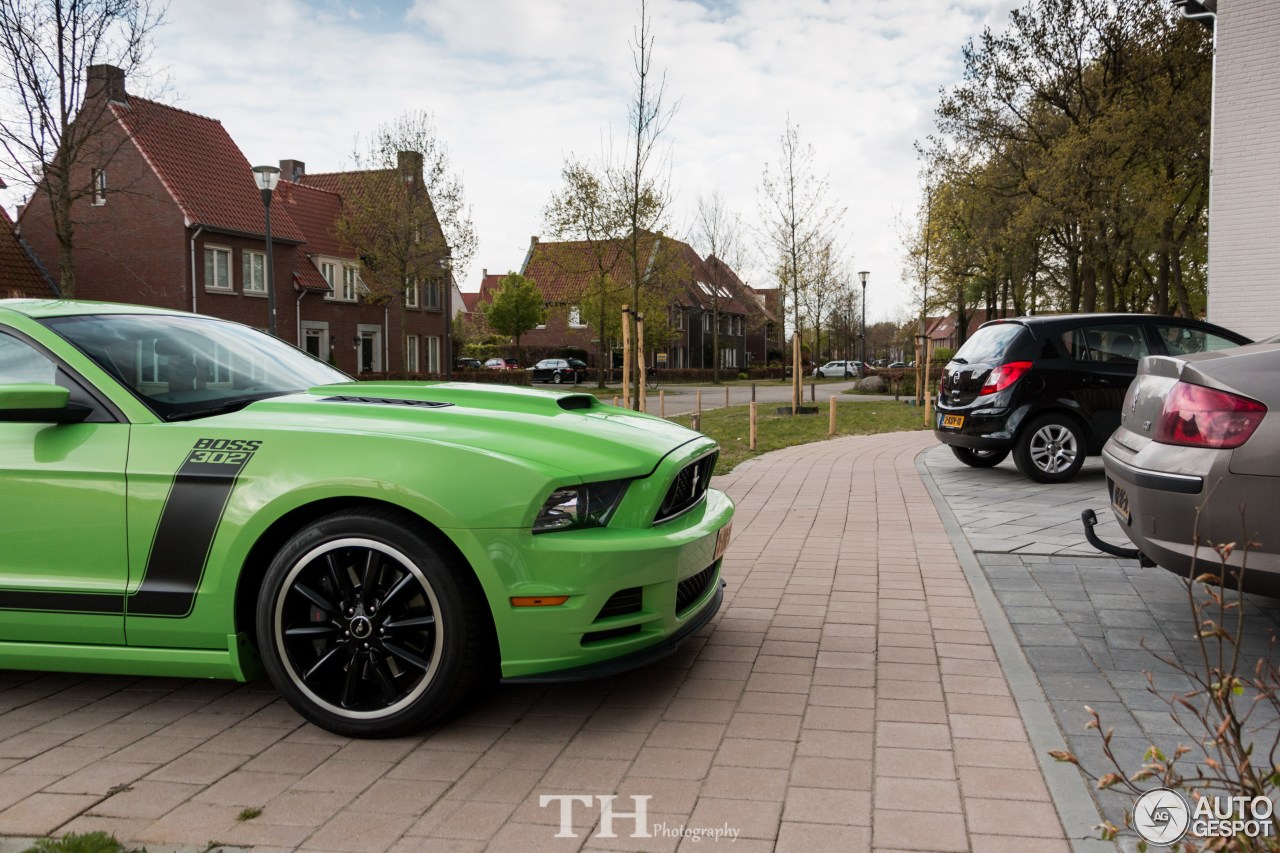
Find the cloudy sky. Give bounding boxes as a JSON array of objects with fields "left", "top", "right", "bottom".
[{"left": 27, "top": 0, "right": 1023, "bottom": 321}]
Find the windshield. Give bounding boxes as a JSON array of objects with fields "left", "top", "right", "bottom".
[
  {"left": 41, "top": 313, "right": 349, "bottom": 421},
  {"left": 952, "top": 323, "right": 1027, "bottom": 365}
]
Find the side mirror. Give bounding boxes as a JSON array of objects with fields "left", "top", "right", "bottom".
[{"left": 0, "top": 383, "right": 91, "bottom": 424}]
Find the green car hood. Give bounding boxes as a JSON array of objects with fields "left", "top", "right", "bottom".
[{"left": 208, "top": 381, "right": 708, "bottom": 481}]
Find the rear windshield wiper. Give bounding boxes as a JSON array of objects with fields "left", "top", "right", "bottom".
[{"left": 950, "top": 357, "right": 968, "bottom": 365}]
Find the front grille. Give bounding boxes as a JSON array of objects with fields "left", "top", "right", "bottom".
[
  {"left": 595, "top": 587, "right": 642, "bottom": 621},
  {"left": 676, "top": 564, "right": 717, "bottom": 614},
  {"left": 655, "top": 452, "right": 717, "bottom": 524}
]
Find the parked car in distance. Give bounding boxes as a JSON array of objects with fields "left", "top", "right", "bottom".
[
  {"left": 1102, "top": 340, "right": 1280, "bottom": 592},
  {"left": 887, "top": 361, "right": 907, "bottom": 369},
  {"left": 934, "top": 314, "right": 1251, "bottom": 483},
  {"left": 812, "top": 360, "right": 863, "bottom": 378},
  {"left": 455, "top": 358, "right": 483, "bottom": 371},
  {"left": 530, "top": 358, "right": 583, "bottom": 385},
  {"left": 0, "top": 299, "right": 733, "bottom": 737},
  {"left": 484, "top": 357, "right": 520, "bottom": 370}
]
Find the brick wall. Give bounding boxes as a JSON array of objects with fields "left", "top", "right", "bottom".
[{"left": 1208, "top": 0, "right": 1280, "bottom": 338}]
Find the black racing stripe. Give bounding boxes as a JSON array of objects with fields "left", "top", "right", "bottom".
[
  {"left": 0, "top": 590, "right": 124, "bottom": 614},
  {"left": 128, "top": 450, "right": 253, "bottom": 617}
]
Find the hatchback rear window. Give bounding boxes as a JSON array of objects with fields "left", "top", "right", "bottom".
[{"left": 952, "top": 323, "right": 1026, "bottom": 364}]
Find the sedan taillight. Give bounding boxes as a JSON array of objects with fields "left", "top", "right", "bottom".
[
  {"left": 979, "top": 361, "right": 1032, "bottom": 396},
  {"left": 1154, "top": 382, "right": 1267, "bottom": 449}
]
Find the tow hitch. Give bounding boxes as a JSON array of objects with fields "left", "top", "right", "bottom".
[{"left": 1081, "top": 509, "right": 1156, "bottom": 567}]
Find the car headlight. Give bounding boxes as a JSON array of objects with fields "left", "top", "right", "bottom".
[{"left": 533, "top": 479, "right": 630, "bottom": 533}]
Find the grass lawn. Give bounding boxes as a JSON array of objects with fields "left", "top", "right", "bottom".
[{"left": 669, "top": 399, "right": 929, "bottom": 476}]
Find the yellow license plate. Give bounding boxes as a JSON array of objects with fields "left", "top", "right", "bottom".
[
  {"left": 941, "top": 414, "right": 965, "bottom": 429},
  {"left": 1111, "top": 482, "right": 1131, "bottom": 525},
  {"left": 714, "top": 522, "right": 732, "bottom": 561}
]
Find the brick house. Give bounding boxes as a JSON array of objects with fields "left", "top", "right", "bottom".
[
  {"left": 18, "top": 65, "right": 450, "bottom": 376},
  {"left": 0, "top": 204, "right": 55, "bottom": 298},
  {"left": 496, "top": 233, "right": 773, "bottom": 370}
]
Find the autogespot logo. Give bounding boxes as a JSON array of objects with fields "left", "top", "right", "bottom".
[{"left": 1134, "top": 788, "right": 1192, "bottom": 846}]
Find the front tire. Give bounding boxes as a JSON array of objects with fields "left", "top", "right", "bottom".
[
  {"left": 257, "top": 508, "right": 489, "bottom": 738},
  {"left": 1014, "top": 414, "right": 1085, "bottom": 483},
  {"left": 950, "top": 446, "right": 1009, "bottom": 468}
]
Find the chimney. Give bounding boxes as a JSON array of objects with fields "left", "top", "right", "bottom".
[
  {"left": 279, "top": 159, "right": 306, "bottom": 182},
  {"left": 482, "top": 268, "right": 487, "bottom": 278},
  {"left": 530, "top": 236, "right": 539, "bottom": 247},
  {"left": 87, "top": 65, "right": 127, "bottom": 104},
  {"left": 397, "top": 151, "right": 423, "bottom": 187}
]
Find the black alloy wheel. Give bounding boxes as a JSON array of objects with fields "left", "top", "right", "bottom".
[{"left": 258, "top": 508, "right": 488, "bottom": 737}]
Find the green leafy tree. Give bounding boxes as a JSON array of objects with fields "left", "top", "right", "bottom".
[{"left": 483, "top": 273, "right": 545, "bottom": 364}]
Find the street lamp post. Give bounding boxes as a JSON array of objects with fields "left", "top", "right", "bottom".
[
  {"left": 252, "top": 165, "right": 282, "bottom": 337},
  {"left": 440, "top": 249, "right": 453, "bottom": 380},
  {"left": 858, "top": 270, "right": 869, "bottom": 368}
]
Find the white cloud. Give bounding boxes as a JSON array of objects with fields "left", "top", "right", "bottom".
[{"left": 6, "top": 0, "right": 1022, "bottom": 321}]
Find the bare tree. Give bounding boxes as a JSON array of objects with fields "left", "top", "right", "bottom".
[
  {"left": 693, "top": 190, "right": 747, "bottom": 384},
  {"left": 759, "top": 118, "right": 846, "bottom": 410},
  {"left": 0, "top": 0, "right": 167, "bottom": 296},
  {"left": 611, "top": 0, "right": 677, "bottom": 409}
]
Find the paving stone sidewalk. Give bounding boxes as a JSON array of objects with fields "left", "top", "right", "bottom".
[
  {"left": 920, "top": 444, "right": 1280, "bottom": 846},
  {"left": 0, "top": 430, "right": 1072, "bottom": 852}
]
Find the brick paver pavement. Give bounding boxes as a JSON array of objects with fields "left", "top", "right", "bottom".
[{"left": 0, "top": 431, "right": 1072, "bottom": 852}]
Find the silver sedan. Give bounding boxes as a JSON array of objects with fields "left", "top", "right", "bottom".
[{"left": 1102, "top": 341, "right": 1280, "bottom": 592}]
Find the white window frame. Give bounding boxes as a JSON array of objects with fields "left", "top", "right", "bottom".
[
  {"left": 92, "top": 169, "right": 107, "bottom": 206},
  {"left": 342, "top": 266, "right": 359, "bottom": 302},
  {"left": 426, "top": 336, "right": 441, "bottom": 373},
  {"left": 204, "top": 245, "right": 232, "bottom": 291},
  {"left": 301, "top": 321, "right": 329, "bottom": 361},
  {"left": 702, "top": 312, "right": 712, "bottom": 333},
  {"left": 405, "top": 277, "right": 420, "bottom": 308},
  {"left": 405, "top": 334, "right": 419, "bottom": 372},
  {"left": 423, "top": 278, "right": 441, "bottom": 310},
  {"left": 243, "top": 251, "right": 267, "bottom": 294},
  {"left": 569, "top": 306, "right": 585, "bottom": 328}
]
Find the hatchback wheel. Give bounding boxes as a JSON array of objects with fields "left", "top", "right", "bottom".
[
  {"left": 950, "top": 446, "right": 1009, "bottom": 468},
  {"left": 1014, "top": 414, "right": 1085, "bottom": 483},
  {"left": 552, "top": 373, "right": 563, "bottom": 384},
  {"left": 257, "top": 508, "right": 489, "bottom": 737}
]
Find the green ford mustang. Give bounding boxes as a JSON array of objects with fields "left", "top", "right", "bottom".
[{"left": 0, "top": 300, "right": 732, "bottom": 737}]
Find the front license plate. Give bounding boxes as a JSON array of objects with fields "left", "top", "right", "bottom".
[
  {"left": 1110, "top": 481, "right": 1131, "bottom": 526},
  {"left": 714, "top": 522, "right": 733, "bottom": 561},
  {"left": 941, "top": 414, "right": 965, "bottom": 429}
]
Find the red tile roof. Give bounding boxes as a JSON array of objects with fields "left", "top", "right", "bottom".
[
  {"left": 521, "top": 240, "right": 627, "bottom": 304},
  {"left": 0, "top": 207, "right": 55, "bottom": 298},
  {"left": 111, "top": 98, "right": 305, "bottom": 242},
  {"left": 274, "top": 181, "right": 345, "bottom": 257},
  {"left": 460, "top": 291, "right": 482, "bottom": 312}
]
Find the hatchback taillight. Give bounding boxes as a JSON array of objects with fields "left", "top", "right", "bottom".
[
  {"left": 1154, "top": 382, "right": 1266, "bottom": 449},
  {"left": 979, "top": 361, "right": 1032, "bottom": 396}
]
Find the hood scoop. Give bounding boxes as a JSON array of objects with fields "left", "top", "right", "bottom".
[{"left": 321, "top": 395, "right": 455, "bottom": 409}]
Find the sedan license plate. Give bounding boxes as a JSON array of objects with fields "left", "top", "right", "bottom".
[
  {"left": 941, "top": 414, "right": 965, "bottom": 429},
  {"left": 1110, "top": 481, "right": 1131, "bottom": 526},
  {"left": 714, "top": 522, "right": 732, "bottom": 561}
]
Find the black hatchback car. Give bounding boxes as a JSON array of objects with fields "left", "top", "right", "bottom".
[{"left": 933, "top": 314, "right": 1250, "bottom": 482}]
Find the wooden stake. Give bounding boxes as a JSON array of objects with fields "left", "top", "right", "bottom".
[
  {"left": 792, "top": 332, "right": 801, "bottom": 414},
  {"left": 613, "top": 396, "right": 620, "bottom": 407},
  {"left": 829, "top": 396, "right": 837, "bottom": 436},
  {"left": 750, "top": 402, "right": 757, "bottom": 450},
  {"left": 660, "top": 389, "right": 665, "bottom": 418},
  {"left": 924, "top": 337, "right": 935, "bottom": 427},
  {"left": 637, "top": 313, "right": 646, "bottom": 413},
  {"left": 696, "top": 389, "right": 702, "bottom": 417},
  {"left": 725, "top": 385, "right": 730, "bottom": 408}
]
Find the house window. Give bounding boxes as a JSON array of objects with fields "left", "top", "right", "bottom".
[
  {"left": 243, "top": 251, "right": 266, "bottom": 294},
  {"left": 424, "top": 279, "right": 441, "bottom": 310},
  {"left": 405, "top": 277, "right": 419, "bottom": 308},
  {"left": 204, "top": 246, "right": 232, "bottom": 290},
  {"left": 342, "top": 266, "right": 359, "bottom": 301},
  {"left": 569, "top": 306, "right": 584, "bottom": 327},
  {"left": 135, "top": 340, "right": 160, "bottom": 385},
  {"left": 91, "top": 169, "right": 107, "bottom": 206},
  {"left": 702, "top": 313, "right": 712, "bottom": 333},
  {"left": 426, "top": 336, "right": 441, "bottom": 373},
  {"left": 405, "top": 335, "right": 419, "bottom": 372},
  {"left": 320, "top": 262, "right": 337, "bottom": 293}
]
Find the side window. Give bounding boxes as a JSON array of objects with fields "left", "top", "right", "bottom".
[
  {"left": 0, "top": 332, "right": 58, "bottom": 384},
  {"left": 1156, "top": 324, "right": 1239, "bottom": 355},
  {"left": 1062, "top": 324, "right": 1149, "bottom": 364}
]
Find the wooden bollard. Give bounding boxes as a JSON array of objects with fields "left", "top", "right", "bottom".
[
  {"left": 696, "top": 389, "right": 702, "bottom": 416},
  {"left": 692, "top": 413, "right": 701, "bottom": 432},
  {"left": 829, "top": 396, "right": 837, "bottom": 436},
  {"left": 660, "top": 390, "right": 665, "bottom": 418},
  {"left": 613, "top": 396, "right": 620, "bottom": 407},
  {"left": 750, "top": 402, "right": 758, "bottom": 450}
]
